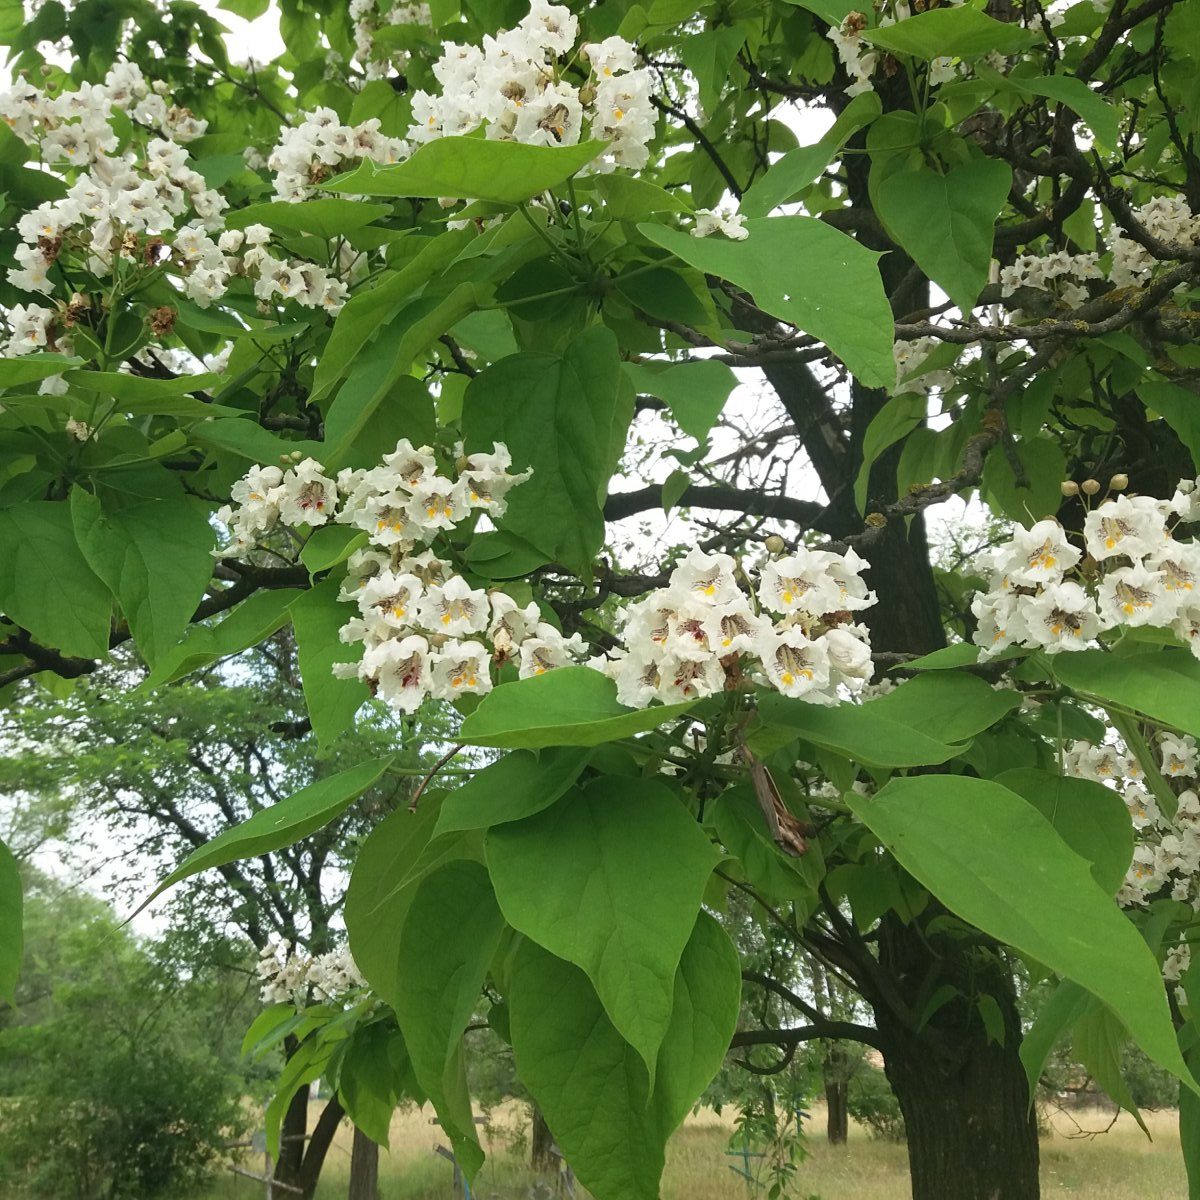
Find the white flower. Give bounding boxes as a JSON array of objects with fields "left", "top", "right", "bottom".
[
  {"left": 823, "top": 625, "right": 874, "bottom": 684},
  {"left": 1083, "top": 494, "right": 1170, "bottom": 562},
  {"left": 669, "top": 549, "right": 742, "bottom": 606},
  {"left": 489, "top": 592, "right": 543, "bottom": 658},
  {"left": 367, "top": 634, "right": 433, "bottom": 713},
  {"left": 407, "top": 476, "right": 470, "bottom": 532},
  {"left": 757, "top": 628, "right": 832, "bottom": 699},
  {"left": 518, "top": 625, "right": 585, "bottom": 677},
  {"left": 382, "top": 438, "right": 437, "bottom": 488},
  {"left": 277, "top": 459, "right": 338, "bottom": 526},
  {"left": 582, "top": 35, "right": 638, "bottom": 77},
  {"left": 357, "top": 570, "right": 424, "bottom": 631},
  {"left": 609, "top": 649, "right": 663, "bottom": 708},
  {"left": 998, "top": 519, "right": 1081, "bottom": 586},
  {"left": 1097, "top": 563, "right": 1177, "bottom": 628},
  {"left": 417, "top": 575, "right": 489, "bottom": 637},
  {"left": 1021, "top": 582, "right": 1102, "bottom": 651},
  {"left": 1161, "top": 733, "right": 1198, "bottom": 779},
  {"left": 758, "top": 550, "right": 842, "bottom": 618},
  {"left": 700, "top": 597, "right": 765, "bottom": 655},
  {"left": 656, "top": 648, "right": 726, "bottom": 702},
  {"left": 430, "top": 639, "right": 493, "bottom": 699},
  {"left": 693, "top": 207, "right": 748, "bottom": 241}
]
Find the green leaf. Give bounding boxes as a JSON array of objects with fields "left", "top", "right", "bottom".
[
  {"left": 862, "top": 7, "right": 1040, "bottom": 57},
  {"left": 742, "top": 92, "right": 882, "bottom": 218},
  {"left": 0, "top": 501, "right": 112, "bottom": 659},
  {"left": 1051, "top": 648, "right": 1200, "bottom": 740},
  {"left": 345, "top": 798, "right": 454, "bottom": 1011},
  {"left": 461, "top": 328, "right": 628, "bottom": 575},
  {"left": 192, "top": 417, "right": 322, "bottom": 464},
  {"left": 339, "top": 1022, "right": 411, "bottom": 1147},
  {"left": 459, "top": 667, "right": 696, "bottom": 749},
  {"left": 0, "top": 354, "right": 84, "bottom": 388},
  {"left": 290, "top": 578, "right": 368, "bottom": 750},
  {"left": 0, "top": 836, "right": 21, "bottom": 1004},
  {"left": 623, "top": 360, "right": 737, "bottom": 442},
  {"left": 995, "top": 71, "right": 1118, "bottom": 151},
  {"left": 594, "top": 175, "right": 691, "bottom": 220},
  {"left": 875, "top": 159, "right": 1013, "bottom": 314},
  {"left": 509, "top": 912, "right": 740, "bottom": 1200},
  {"left": 323, "top": 287, "right": 478, "bottom": 467},
  {"left": 65, "top": 370, "right": 222, "bottom": 417},
  {"left": 145, "top": 756, "right": 393, "bottom": 906},
  {"left": 139, "top": 587, "right": 303, "bottom": 689},
  {"left": 614, "top": 265, "right": 710, "bottom": 326},
  {"left": 679, "top": 26, "right": 746, "bottom": 117},
  {"left": 995, "top": 768, "right": 1133, "bottom": 895},
  {"left": 325, "top": 137, "right": 605, "bottom": 204},
  {"left": 225, "top": 198, "right": 394, "bottom": 239},
  {"left": 709, "top": 785, "right": 819, "bottom": 903},
  {"left": 855, "top": 392, "right": 926, "bottom": 513},
  {"left": 393, "top": 860, "right": 504, "bottom": 1177},
  {"left": 309, "top": 228, "right": 475, "bottom": 406},
  {"left": 433, "top": 747, "right": 591, "bottom": 837},
  {"left": 1019, "top": 977, "right": 1092, "bottom": 1098},
  {"left": 487, "top": 776, "right": 720, "bottom": 1076},
  {"left": 848, "top": 776, "right": 1195, "bottom": 1090},
  {"left": 640, "top": 217, "right": 895, "bottom": 389},
  {"left": 980, "top": 436, "right": 1068, "bottom": 527},
  {"left": 69, "top": 488, "right": 214, "bottom": 667},
  {"left": 1074, "top": 1004, "right": 1146, "bottom": 1129},
  {"left": 753, "top": 671, "right": 1018, "bottom": 765},
  {"left": 1139, "top": 380, "right": 1200, "bottom": 470},
  {"left": 300, "top": 525, "right": 366, "bottom": 574}
]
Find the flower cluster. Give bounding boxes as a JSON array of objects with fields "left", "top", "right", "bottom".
[
  {"left": 257, "top": 939, "right": 366, "bottom": 1006},
  {"left": 972, "top": 481, "right": 1200, "bottom": 658},
  {"left": 999, "top": 250, "right": 1103, "bottom": 308},
  {"left": 1066, "top": 733, "right": 1200, "bottom": 904},
  {"left": 596, "top": 546, "right": 877, "bottom": 707},
  {"left": 1001, "top": 198, "right": 1200, "bottom": 309},
  {"left": 0, "top": 65, "right": 359, "bottom": 324},
  {"left": 407, "top": 1, "right": 655, "bottom": 169},
  {"left": 267, "top": 107, "right": 409, "bottom": 201},
  {"left": 349, "top": 0, "right": 432, "bottom": 79},
  {"left": 218, "top": 442, "right": 595, "bottom": 714}
]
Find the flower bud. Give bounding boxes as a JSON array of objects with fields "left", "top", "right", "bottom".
[
  {"left": 1109, "top": 473, "right": 1129, "bottom": 491},
  {"left": 1060, "top": 481, "right": 1080, "bottom": 497},
  {"left": 764, "top": 534, "right": 786, "bottom": 555},
  {"left": 1081, "top": 478, "right": 1101, "bottom": 495}
]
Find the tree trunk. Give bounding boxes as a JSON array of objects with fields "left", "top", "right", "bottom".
[
  {"left": 881, "top": 1029, "right": 1039, "bottom": 1200},
  {"left": 873, "top": 913, "right": 1040, "bottom": 1200},
  {"left": 274, "top": 1070, "right": 310, "bottom": 1190},
  {"left": 530, "top": 1103, "right": 555, "bottom": 1171},
  {"left": 823, "top": 1046, "right": 849, "bottom": 1146},
  {"left": 348, "top": 1125, "right": 379, "bottom": 1200},
  {"left": 296, "top": 1095, "right": 346, "bottom": 1200}
]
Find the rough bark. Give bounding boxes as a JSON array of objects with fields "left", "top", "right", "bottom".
[
  {"left": 348, "top": 1125, "right": 379, "bottom": 1200},
  {"left": 873, "top": 914, "right": 1040, "bottom": 1200}
]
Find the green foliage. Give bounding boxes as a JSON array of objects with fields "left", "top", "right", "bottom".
[
  {"left": 0, "top": 837, "right": 20, "bottom": 1003},
  {"left": 0, "top": 884, "right": 249, "bottom": 1200},
  {"left": 850, "top": 776, "right": 1192, "bottom": 1089},
  {"left": 488, "top": 776, "right": 720, "bottom": 1074}
]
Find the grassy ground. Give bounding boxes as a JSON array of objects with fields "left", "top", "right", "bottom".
[{"left": 205, "top": 1102, "right": 1187, "bottom": 1199}]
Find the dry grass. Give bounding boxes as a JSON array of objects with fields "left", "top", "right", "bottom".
[{"left": 205, "top": 1101, "right": 1187, "bottom": 1199}]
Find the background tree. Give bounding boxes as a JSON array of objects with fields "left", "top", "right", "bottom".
[{"left": 0, "top": 874, "right": 251, "bottom": 1200}]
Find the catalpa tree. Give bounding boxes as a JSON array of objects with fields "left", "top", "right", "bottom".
[{"left": 1, "top": 0, "right": 1200, "bottom": 1196}]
